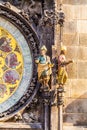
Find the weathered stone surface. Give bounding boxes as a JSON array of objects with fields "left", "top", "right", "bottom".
[
  {"left": 63, "top": 5, "right": 74, "bottom": 20},
  {"left": 63, "top": 33, "right": 79, "bottom": 46},
  {"left": 51, "top": 107, "right": 58, "bottom": 130},
  {"left": 0, "top": 123, "right": 42, "bottom": 130},
  {"left": 66, "top": 46, "right": 78, "bottom": 60},
  {"left": 63, "top": 0, "right": 87, "bottom": 4},
  {"left": 78, "top": 47, "right": 87, "bottom": 60},
  {"left": 67, "top": 79, "right": 87, "bottom": 98},
  {"left": 63, "top": 5, "right": 87, "bottom": 20},
  {"left": 67, "top": 61, "right": 77, "bottom": 79},
  {"left": 74, "top": 6, "right": 87, "bottom": 19},
  {"left": 55, "top": 34, "right": 61, "bottom": 47},
  {"left": 54, "top": 24, "right": 60, "bottom": 46},
  {"left": 64, "top": 81, "right": 71, "bottom": 98},
  {"left": 0, "top": 129, "right": 40, "bottom": 130},
  {"left": 79, "top": 33, "right": 87, "bottom": 46},
  {"left": 78, "top": 62, "right": 87, "bottom": 79},
  {"left": 64, "top": 98, "right": 87, "bottom": 113},
  {"left": 63, "top": 126, "right": 87, "bottom": 130},
  {"left": 55, "top": 0, "right": 87, "bottom": 129},
  {"left": 64, "top": 21, "right": 77, "bottom": 33},
  {"left": 77, "top": 20, "right": 87, "bottom": 33},
  {"left": 63, "top": 113, "right": 87, "bottom": 125}
]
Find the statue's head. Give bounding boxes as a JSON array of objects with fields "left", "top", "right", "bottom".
[
  {"left": 40, "top": 45, "right": 47, "bottom": 55},
  {"left": 60, "top": 45, "right": 67, "bottom": 54}
]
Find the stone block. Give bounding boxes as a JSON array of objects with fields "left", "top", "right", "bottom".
[
  {"left": 63, "top": 33, "right": 79, "bottom": 46},
  {"left": 63, "top": 113, "right": 87, "bottom": 126},
  {"left": 65, "top": 79, "right": 87, "bottom": 98},
  {"left": 66, "top": 46, "right": 78, "bottom": 60},
  {"left": 78, "top": 47, "right": 87, "bottom": 60},
  {"left": 78, "top": 62, "right": 87, "bottom": 79},
  {"left": 74, "top": 6, "right": 87, "bottom": 19},
  {"left": 77, "top": 20, "right": 87, "bottom": 33},
  {"left": 63, "top": 126, "right": 86, "bottom": 130},
  {"left": 79, "top": 33, "right": 87, "bottom": 46},
  {"left": 67, "top": 61, "right": 78, "bottom": 79},
  {"left": 63, "top": 5, "right": 87, "bottom": 20},
  {"left": 62, "top": 0, "right": 87, "bottom": 5},
  {"left": 64, "top": 21, "right": 77, "bottom": 33},
  {"left": 63, "top": 5, "right": 74, "bottom": 20},
  {"left": 64, "top": 98, "right": 87, "bottom": 113},
  {"left": 67, "top": 79, "right": 87, "bottom": 98}
]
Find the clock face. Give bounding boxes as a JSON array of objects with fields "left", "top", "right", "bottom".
[
  {"left": 0, "top": 26, "right": 24, "bottom": 104},
  {"left": 0, "top": 4, "right": 39, "bottom": 120},
  {"left": 0, "top": 17, "right": 33, "bottom": 113}
]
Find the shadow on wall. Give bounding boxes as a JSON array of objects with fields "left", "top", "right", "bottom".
[{"left": 63, "top": 92, "right": 87, "bottom": 126}]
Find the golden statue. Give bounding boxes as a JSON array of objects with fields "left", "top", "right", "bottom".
[
  {"left": 57, "top": 45, "right": 73, "bottom": 86},
  {"left": 35, "top": 45, "right": 53, "bottom": 90}
]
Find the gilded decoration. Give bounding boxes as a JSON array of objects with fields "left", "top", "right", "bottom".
[
  {"left": 0, "top": 3, "right": 39, "bottom": 120},
  {"left": 0, "top": 27, "right": 23, "bottom": 103}
]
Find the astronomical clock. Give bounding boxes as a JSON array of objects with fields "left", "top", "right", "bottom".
[{"left": 0, "top": 3, "right": 39, "bottom": 121}]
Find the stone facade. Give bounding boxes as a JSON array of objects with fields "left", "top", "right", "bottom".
[
  {"left": 54, "top": 0, "right": 87, "bottom": 130},
  {"left": 0, "top": 0, "right": 87, "bottom": 130}
]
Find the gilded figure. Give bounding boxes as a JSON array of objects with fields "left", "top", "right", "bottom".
[
  {"left": 57, "top": 45, "right": 73, "bottom": 86},
  {"left": 35, "top": 45, "right": 53, "bottom": 90}
]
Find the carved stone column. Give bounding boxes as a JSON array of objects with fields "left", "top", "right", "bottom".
[
  {"left": 37, "top": 0, "right": 54, "bottom": 57},
  {"left": 40, "top": 89, "right": 51, "bottom": 130},
  {"left": 57, "top": 85, "right": 65, "bottom": 130},
  {"left": 51, "top": 1, "right": 65, "bottom": 130}
]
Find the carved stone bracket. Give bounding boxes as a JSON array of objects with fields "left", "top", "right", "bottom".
[
  {"left": 39, "top": 88, "right": 51, "bottom": 130},
  {"left": 57, "top": 86, "right": 65, "bottom": 106}
]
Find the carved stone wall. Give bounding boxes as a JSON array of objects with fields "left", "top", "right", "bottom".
[
  {"left": 0, "top": 1, "right": 54, "bottom": 130},
  {"left": 2, "top": 1, "right": 87, "bottom": 130},
  {"left": 0, "top": 0, "right": 54, "bottom": 58},
  {"left": 8, "top": 0, "right": 54, "bottom": 57}
]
